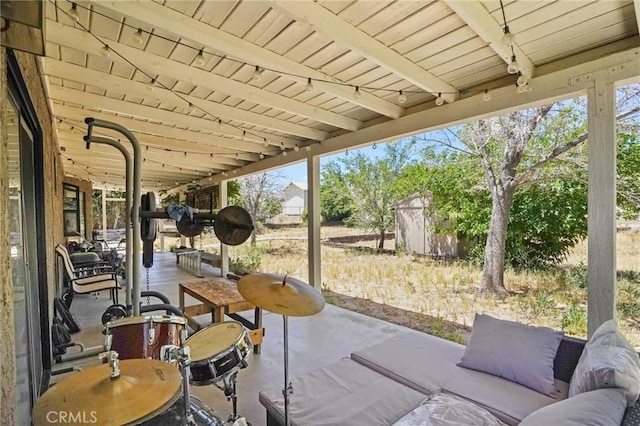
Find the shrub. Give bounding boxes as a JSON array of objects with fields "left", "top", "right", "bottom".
[
  {"left": 561, "top": 300, "right": 587, "bottom": 336},
  {"left": 230, "top": 244, "right": 264, "bottom": 272}
]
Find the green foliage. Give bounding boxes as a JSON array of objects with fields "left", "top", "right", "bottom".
[
  {"left": 320, "top": 140, "right": 417, "bottom": 248},
  {"left": 617, "top": 131, "right": 640, "bottom": 219},
  {"left": 230, "top": 244, "right": 265, "bottom": 272},
  {"left": 561, "top": 300, "right": 587, "bottom": 336},
  {"left": 617, "top": 271, "right": 640, "bottom": 320},
  {"left": 531, "top": 290, "right": 555, "bottom": 316}
]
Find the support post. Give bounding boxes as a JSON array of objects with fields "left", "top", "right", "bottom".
[
  {"left": 101, "top": 189, "right": 107, "bottom": 241},
  {"left": 219, "top": 181, "right": 229, "bottom": 277},
  {"left": 307, "top": 154, "right": 321, "bottom": 290},
  {"left": 587, "top": 76, "right": 617, "bottom": 337}
]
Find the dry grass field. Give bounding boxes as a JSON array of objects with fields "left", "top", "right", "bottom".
[{"left": 188, "top": 225, "right": 640, "bottom": 348}]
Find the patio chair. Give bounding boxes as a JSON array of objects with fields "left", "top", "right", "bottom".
[{"left": 55, "top": 244, "right": 120, "bottom": 307}]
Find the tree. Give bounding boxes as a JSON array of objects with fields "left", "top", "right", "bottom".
[
  {"left": 231, "top": 173, "right": 283, "bottom": 245},
  {"left": 321, "top": 140, "right": 416, "bottom": 249},
  {"left": 415, "top": 86, "right": 639, "bottom": 294}
]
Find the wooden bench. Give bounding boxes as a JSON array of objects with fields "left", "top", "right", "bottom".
[{"left": 175, "top": 249, "right": 221, "bottom": 277}]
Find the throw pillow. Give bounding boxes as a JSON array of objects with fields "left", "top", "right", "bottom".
[
  {"left": 519, "top": 388, "right": 627, "bottom": 426},
  {"left": 569, "top": 319, "right": 640, "bottom": 406},
  {"left": 392, "top": 392, "right": 506, "bottom": 426},
  {"left": 458, "top": 314, "right": 564, "bottom": 396}
]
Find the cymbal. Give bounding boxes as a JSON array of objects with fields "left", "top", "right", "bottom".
[
  {"left": 32, "top": 359, "right": 181, "bottom": 426},
  {"left": 237, "top": 273, "right": 325, "bottom": 317}
]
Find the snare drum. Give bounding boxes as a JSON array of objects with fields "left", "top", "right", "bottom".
[
  {"left": 105, "top": 315, "right": 187, "bottom": 360},
  {"left": 186, "top": 321, "right": 253, "bottom": 386}
]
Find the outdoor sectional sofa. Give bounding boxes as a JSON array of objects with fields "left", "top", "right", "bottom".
[{"left": 259, "top": 316, "right": 640, "bottom": 426}]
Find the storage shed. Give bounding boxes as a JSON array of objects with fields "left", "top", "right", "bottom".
[{"left": 393, "top": 193, "right": 459, "bottom": 257}]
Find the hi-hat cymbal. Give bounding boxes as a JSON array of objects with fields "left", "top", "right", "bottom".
[
  {"left": 237, "top": 273, "right": 325, "bottom": 317},
  {"left": 32, "top": 359, "right": 181, "bottom": 426}
]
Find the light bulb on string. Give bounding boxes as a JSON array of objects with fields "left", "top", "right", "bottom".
[
  {"left": 100, "top": 44, "right": 111, "bottom": 57},
  {"left": 263, "top": 138, "right": 269, "bottom": 147},
  {"left": 241, "top": 131, "right": 246, "bottom": 141},
  {"left": 483, "top": 89, "right": 491, "bottom": 102},
  {"left": 217, "top": 119, "right": 223, "bottom": 130},
  {"left": 194, "top": 49, "right": 206, "bottom": 67},
  {"left": 187, "top": 102, "right": 195, "bottom": 114},
  {"left": 282, "top": 151, "right": 288, "bottom": 157},
  {"left": 305, "top": 145, "right": 311, "bottom": 152},
  {"left": 397, "top": 90, "right": 407, "bottom": 104},
  {"left": 372, "top": 143, "right": 377, "bottom": 149},
  {"left": 280, "top": 143, "right": 285, "bottom": 151},
  {"left": 147, "top": 78, "right": 155, "bottom": 91},
  {"left": 502, "top": 26, "right": 515, "bottom": 47},
  {"left": 133, "top": 28, "right": 144, "bottom": 44},
  {"left": 353, "top": 86, "right": 361, "bottom": 100},
  {"left": 435, "top": 93, "right": 445, "bottom": 106},
  {"left": 294, "top": 145, "right": 299, "bottom": 152},
  {"left": 252, "top": 66, "right": 263, "bottom": 81},
  {"left": 305, "top": 78, "right": 314, "bottom": 92},
  {"left": 68, "top": 3, "right": 79, "bottom": 21},
  {"left": 259, "top": 153, "right": 265, "bottom": 159},
  {"left": 507, "top": 55, "right": 519, "bottom": 74},
  {"left": 516, "top": 74, "right": 529, "bottom": 87}
]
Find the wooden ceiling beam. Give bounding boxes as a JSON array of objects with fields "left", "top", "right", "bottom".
[
  {"left": 46, "top": 19, "right": 361, "bottom": 131},
  {"left": 443, "top": 0, "right": 535, "bottom": 78},
  {"left": 52, "top": 104, "right": 272, "bottom": 161},
  {"left": 44, "top": 59, "right": 328, "bottom": 141},
  {"left": 272, "top": 0, "right": 458, "bottom": 103},
  {"left": 89, "top": 0, "right": 400, "bottom": 120}
]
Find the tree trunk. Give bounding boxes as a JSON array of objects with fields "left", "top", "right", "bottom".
[
  {"left": 378, "top": 230, "right": 385, "bottom": 250},
  {"left": 480, "top": 184, "right": 514, "bottom": 294}
]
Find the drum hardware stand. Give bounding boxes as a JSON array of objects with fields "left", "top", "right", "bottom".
[
  {"left": 282, "top": 315, "right": 293, "bottom": 426},
  {"left": 161, "top": 343, "right": 196, "bottom": 426},
  {"left": 99, "top": 350, "right": 121, "bottom": 379},
  {"left": 213, "top": 371, "right": 245, "bottom": 424}
]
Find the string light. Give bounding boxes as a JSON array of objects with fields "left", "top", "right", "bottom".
[
  {"left": 507, "top": 55, "right": 519, "bottom": 74},
  {"left": 499, "top": 0, "right": 516, "bottom": 47},
  {"left": 259, "top": 153, "right": 265, "bottom": 159},
  {"left": 68, "top": 3, "right": 80, "bottom": 21},
  {"left": 372, "top": 143, "right": 377, "bottom": 149},
  {"left": 353, "top": 86, "right": 361, "bottom": 100},
  {"left": 146, "top": 78, "right": 155, "bottom": 91},
  {"left": 516, "top": 73, "right": 529, "bottom": 87},
  {"left": 483, "top": 89, "right": 492, "bottom": 102},
  {"left": 397, "top": 90, "right": 407, "bottom": 104},
  {"left": 263, "top": 138, "right": 269, "bottom": 147},
  {"left": 282, "top": 151, "right": 288, "bottom": 157},
  {"left": 294, "top": 145, "right": 299, "bottom": 152},
  {"left": 100, "top": 44, "right": 110, "bottom": 57},
  {"left": 435, "top": 93, "right": 445, "bottom": 106},
  {"left": 305, "top": 78, "right": 314, "bottom": 92},
  {"left": 305, "top": 145, "right": 311, "bottom": 152},
  {"left": 187, "top": 102, "right": 195, "bottom": 114},
  {"left": 252, "top": 66, "right": 263, "bottom": 81},
  {"left": 133, "top": 28, "right": 144, "bottom": 44},
  {"left": 217, "top": 119, "right": 223, "bottom": 130},
  {"left": 194, "top": 49, "right": 206, "bottom": 66}
]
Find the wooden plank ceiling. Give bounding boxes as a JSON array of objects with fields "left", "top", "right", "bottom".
[{"left": 42, "top": 0, "right": 640, "bottom": 191}]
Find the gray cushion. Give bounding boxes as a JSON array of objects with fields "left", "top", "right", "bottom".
[
  {"left": 569, "top": 319, "right": 640, "bottom": 406},
  {"left": 458, "top": 314, "right": 563, "bottom": 396},
  {"left": 351, "top": 332, "right": 566, "bottom": 425},
  {"left": 258, "top": 357, "right": 427, "bottom": 426},
  {"left": 519, "top": 388, "right": 628, "bottom": 426}
]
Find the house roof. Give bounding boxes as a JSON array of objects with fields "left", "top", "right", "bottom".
[
  {"left": 40, "top": 0, "right": 640, "bottom": 191},
  {"left": 286, "top": 182, "right": 308, "bottom": 191}
]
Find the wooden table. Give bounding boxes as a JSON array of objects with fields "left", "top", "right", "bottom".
[{"left": 179, "top": 278, "right": 263, "bottom": 353}]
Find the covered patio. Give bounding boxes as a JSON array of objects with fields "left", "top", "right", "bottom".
[{"left": 2, "top": 0, "right": 640, "bottom": 423}]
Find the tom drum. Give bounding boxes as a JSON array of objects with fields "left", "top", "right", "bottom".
[{"left": 105, "top": 315, "right": 186, "bottom": 360}]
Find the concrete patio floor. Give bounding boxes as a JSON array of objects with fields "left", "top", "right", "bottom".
[{"left": 52, "top": 252, "right": 414, "bottom": 426}]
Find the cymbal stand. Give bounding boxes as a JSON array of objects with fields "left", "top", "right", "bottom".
[
  {"left": 282, "top": 315, "right": 293, "bottom": 426},
  {"left": 161, "top": 329, "right": 194, "bottom": 426}
]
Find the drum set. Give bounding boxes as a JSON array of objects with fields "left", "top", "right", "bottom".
[
  {"left": 33, "top": 272, "right": 326, "bottom": 425},
  {"left": 33, "top": 316, "right": 253, "bottom": 425}
]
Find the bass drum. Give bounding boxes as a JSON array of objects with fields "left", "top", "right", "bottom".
[
  {"left": 141, "top": 395, "right": 225, "bottom": 426},
  {"left": 105, "top": 315, "right": 186, "bottom": 360}
]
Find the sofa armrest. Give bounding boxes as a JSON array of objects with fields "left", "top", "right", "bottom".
[{"left": 553, "top": 335, "right": 586, "bottom": 383}]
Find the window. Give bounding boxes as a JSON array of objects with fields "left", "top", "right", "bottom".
[{"left": 63, "top": 183, "right": 85, "bottom": 237}]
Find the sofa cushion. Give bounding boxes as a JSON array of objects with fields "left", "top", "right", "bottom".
[
  {"left": 258, "top": 357, "right": 428, "bottom": 426},
  {"left": 458, "top": 314, "right": 564, "bottom": 397},
  {"left": 392, "top": 391, "right": 507, "bottom": 426},
  {"left": 351, "top": 332, "right": 567, "bottom": 425},
  {"left": 519, "top": 388, "right": 628, "bottom": 426},
  {"left": 569, "top": 319, "right": 640, "bottom": 406}
]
